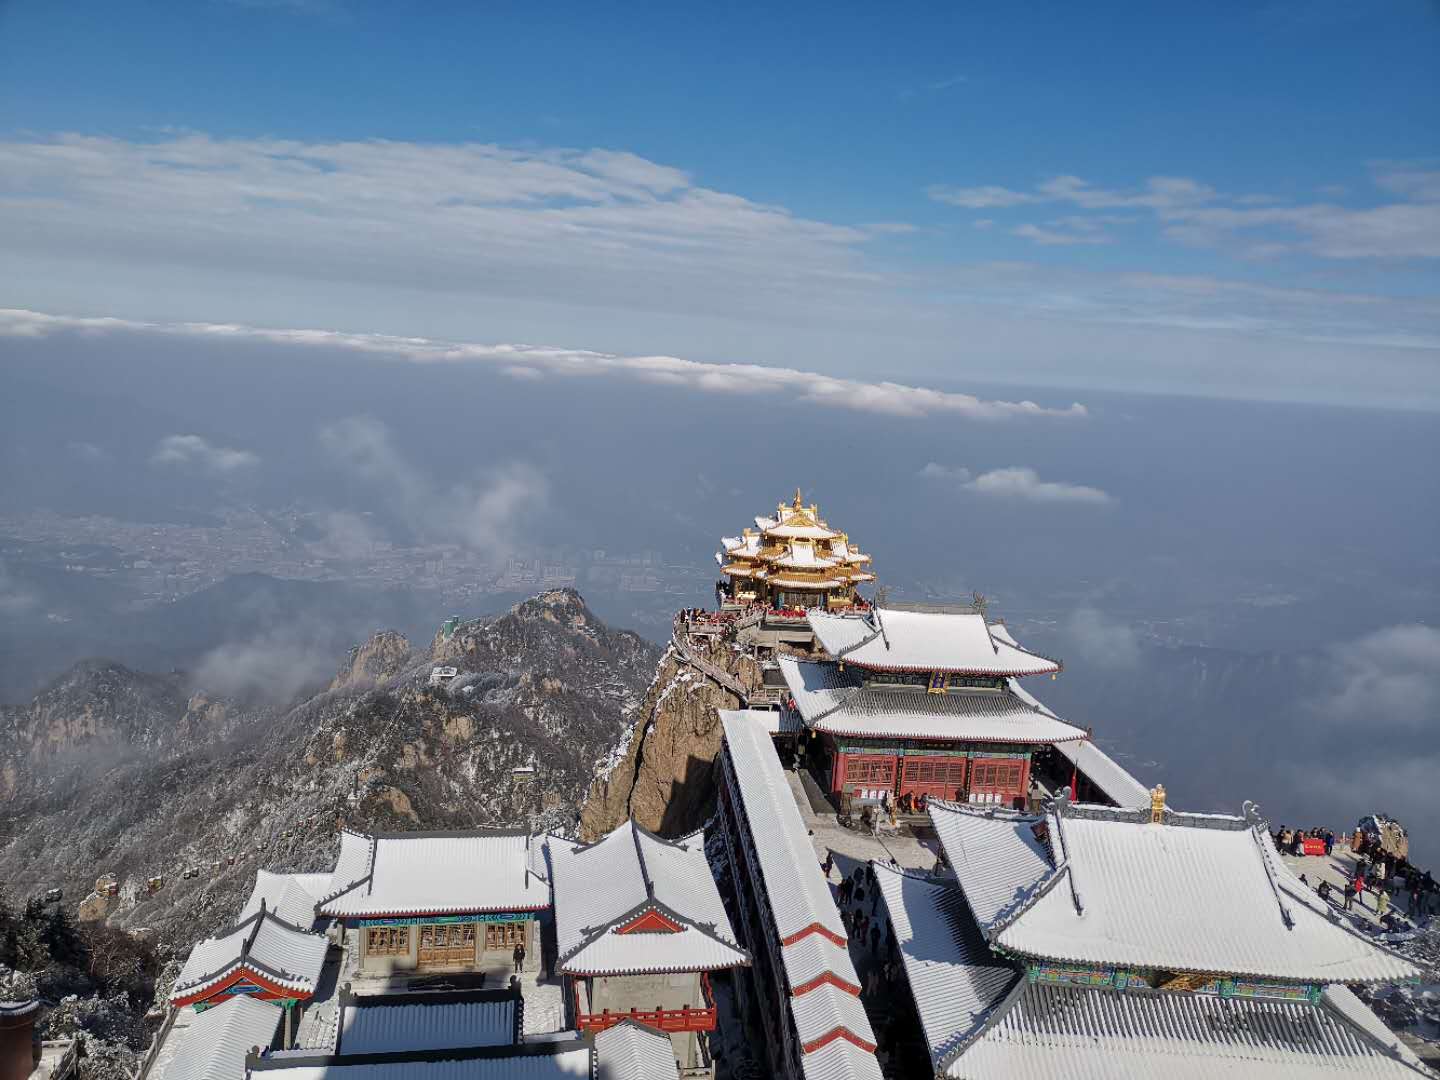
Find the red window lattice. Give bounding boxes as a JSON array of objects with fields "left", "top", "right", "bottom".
[
  {"left": 901, "top": 758, "right": 968, "bottom": 786},
  {"left": 843, "top": 755, "right": 896, "bottom": 785},
  {"left": 969, "top": 759, "right": 1024, "bottom": 794}
]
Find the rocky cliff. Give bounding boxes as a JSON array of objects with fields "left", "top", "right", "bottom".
[
  {"left": 0, "top": 589, "right": 659, "bottom": 948},
  {"left": 580, "top": 633, "right": 762, "bottom": 840}
]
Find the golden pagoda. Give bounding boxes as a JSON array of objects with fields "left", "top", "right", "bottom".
[{"left": 716, "top": 489, "right": 874, "bottom": 611}]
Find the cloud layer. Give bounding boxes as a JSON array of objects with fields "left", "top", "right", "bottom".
[
  {"left": 0, "top": 308, "right": 1088, "bottom": 421},
  {"left": 151, "top": 433, "right": 259, "bottom": 472},
  {"left": 919, "top": 462, "right": 1113, "bottom": 504},
  {"left": 930, "top": 164, "right": 1440, "bottom": 258},
  {"left": 319, "top": 416, "right": 548, "bottom": 556},
  {"left": 1, "top": 133, "right": 1436, "bottom": 407}
]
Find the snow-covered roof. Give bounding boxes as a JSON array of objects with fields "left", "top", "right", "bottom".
[
  {"left": 799, "top": 1039, "right": 884, "bottom": 1080},
  {"left": 246, "top": 1045, "right": 593, "bottom": 1080},
  {"left": 721, "top": 533, "right": 762, "bottom": 558},
  {"left": 172, "top": 910, "right": 329, "bottom": 1005},
  {"left": 789, "top": 983, "right": 877, "bottom": 1054},
  {"left": 719, "top": 711, "right": 880, "bottom": 1080},
  {"left": 780, "top": 658, "right": 1086, "bottom": 745},
  {"left": 163, "top": 997, "right": 282, "bottom": 1080},
  {"left": 319, "top": 830, "right": 547, "bottom": 918},
  {"left": 335, "top": 991, "right": 518, "bottom": 1054},
  {"left": 780, "top": 934, "right": 860, "bottom": 995},
  {"left": 1051, "top": 738, "right": 1151, "bottom": 808},
  {"left": 876, "top": 861, "right": 1429, "bottom": 1080},
  {"left": 931, "top": 799, "right": 1421, "bottom": 984},
  {"left": 240, "top": 872, "right": 329, "bottom": 929},
  {"left": 727, "top": 706, "right": 804, "bottom": 735},
  {"left": 594, "top": 1020, "right": 678, "bottom": 1080},
  {"left": 550, "top": 820, "right": 748, "bottom": 976},
  {"left": 872, "top": 863, "right": 1020, "bottom": 1072},
  {"left": 719, "top": 710, "right": 848, "bottom": 945},
  {"left": 809, "top": 609, "right": 1060, "bottom": 675},
  {"left": 927, "top": 802, "right": 1054, "bottom": 932}
]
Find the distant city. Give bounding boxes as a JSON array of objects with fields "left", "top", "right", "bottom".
[{"left": 0, "top": 507, "right": 714, "bottom": 622}]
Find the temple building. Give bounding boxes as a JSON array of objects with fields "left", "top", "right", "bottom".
[
  {"left": 716, "top": 491, "right": 874, "bottom": 612},
  {"left": 876, "top": 792, "right": 1427, "bottom": 1079},
  {"left": 549, "top": 820, "right": 749, "bottom": 1078},
  {"left": 169, "top": 904, "right": 329, "bottom": 1013},
  {"left": 318, "top": 829, "right": 547, "bottom": 977},
  {"left": 782, "top": 607, "right": 1111, "bottom": 809},
  {"left": 717, "top": 711, "right": 883, "bottom": 1080}
]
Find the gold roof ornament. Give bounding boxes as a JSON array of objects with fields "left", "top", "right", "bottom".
[{"left": 1150, "top": 784, "right": 1167, "bottom": 824}]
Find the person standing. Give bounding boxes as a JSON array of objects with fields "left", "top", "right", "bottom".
[
  {"left": 512, "top": 940, "right": 526, "bottom": 974},
  {"left": 1354, "top": 872, "right": 1368, "bottom": 911},
  {"left": 1378, "top": 890, "right": 1391, "bottom": 920},
  {"left": 1343, "top": 880, "right": 1356, "bottom": 912}
]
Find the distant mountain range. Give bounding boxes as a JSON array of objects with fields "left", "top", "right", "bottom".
[{"left": 0, "top": 589, "right": 658, "bottom": 946}]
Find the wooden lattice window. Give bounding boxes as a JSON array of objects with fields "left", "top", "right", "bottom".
[
  {"left": 485, "top": 922, "right": 527, "bottom": 951},
  {"left": 901, "top": 758, "right": 968, "bottom": 786},
  {"left": 843, "top": 755, "right": 896, "bottom": 786},
  {"left": 969, "top": 759, "right": 1024, "bottom": 794},
  {"left": 367, "top": 926, "right": 409, "bottom": 956},
  {"left": 419, "top": 924, "right": 476, "bottom": 965}
]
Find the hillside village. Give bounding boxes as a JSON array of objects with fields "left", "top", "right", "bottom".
[{"left": 3, "top": 492, "right": 1438, "bottom": 1080}]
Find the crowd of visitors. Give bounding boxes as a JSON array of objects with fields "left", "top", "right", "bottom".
[
  {"left": 1274, "top": 824, "right": 1336, "bottom": 856},
  {"left": 1275, "top": 822, "right": 1440, "bottom": 930}
]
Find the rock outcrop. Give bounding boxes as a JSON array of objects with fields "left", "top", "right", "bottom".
[{"left": 580, "top": 634, "right": 763, "bottom": 840}]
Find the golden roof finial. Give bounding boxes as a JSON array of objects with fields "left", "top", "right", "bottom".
[
  {"left": 1150, "top": 784, "right": 1167, "bottom": 824},
  {"left": 793, "top": 487, "right": 803, "bottom": 509}
]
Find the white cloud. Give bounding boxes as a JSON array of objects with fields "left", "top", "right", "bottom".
[
  {"left": 927, "top": 184, "right": 1038, "bottom": 209},
  {"left": 192, "top": 627, "right": 335, "bottom": 704},
  {"left": 1064, "top": 608, "right": 1141, "bottom": 670},
  {"left": 1013, "top": 223, "right": 1112, "bottom": 247},
  {"left": 930, "top": 166, "right": 1440, "bottom": 260},
  {"left": 2, "top": 308, "right": 1090, "bottom": 422},
  {"left": 319, "top": 416, "right": 548, "bottom": 556},
  {"left": 151, "top": 433, "right": 259, "bottom": 472},
  {"left": 314, "top": 510, "right": 382, "bottom": 560},
  {"left": 0, "top": 561, "right": 39, "bottom": 616},
  {"left": 1315, "top": 623, "right": 1440, "bottom": 730},
  {"left": 2, "top": 132, "right": 1436, "bottom": 407},
  {"left": 0, "top": 133, "right": 874, "bottom": 311},
  {"left": 919, "top": 461, "right": 1112, "bottom": 505},
  {"left": 964, "top": 466, "right": 1113, "bottom": 504}
]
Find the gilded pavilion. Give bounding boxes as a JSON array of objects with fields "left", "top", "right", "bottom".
[{"left": 716, "top": 491, "right": 874, "bottom": 611}]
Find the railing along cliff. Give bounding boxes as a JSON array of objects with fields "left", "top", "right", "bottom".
[{"left": 672, "top": 621, "right": 749, "bottom": 702}]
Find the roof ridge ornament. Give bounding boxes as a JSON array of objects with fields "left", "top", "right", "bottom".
[{"left": 1149, "top": 785, "right": 1167, "bottom": 824}]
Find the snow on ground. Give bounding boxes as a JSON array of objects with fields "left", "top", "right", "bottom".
[{"left": 518, "top": 973, "right": 567, "bottom": 1036}]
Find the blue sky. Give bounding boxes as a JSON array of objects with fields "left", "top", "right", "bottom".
[{"left": 2, "top": 0, "right": 1438, "bottom": 405}]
